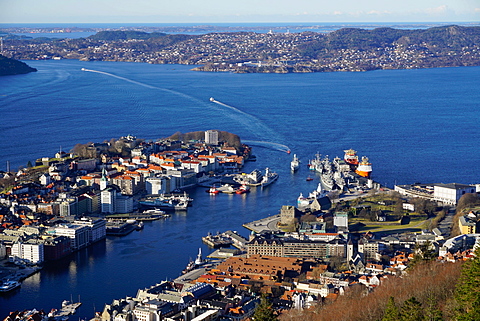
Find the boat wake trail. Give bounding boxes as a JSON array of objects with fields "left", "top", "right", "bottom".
[
  {"left": 209, "top": 98, "right": 286, "bottom": 147},
  {"left": 242, "top": 140, "right": 290, "bottom": 153},
  {"left": 81, "top": 68, "right": 204, "bottom": 105}
]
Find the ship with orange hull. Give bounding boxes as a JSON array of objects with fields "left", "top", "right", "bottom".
[
  {"left": 343, "top": 149, "right": 359, "bottom": 166},
  {"left": 355, "top": 156, "right": 372, "bottom": 178}
]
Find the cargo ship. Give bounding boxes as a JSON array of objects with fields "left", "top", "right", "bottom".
[{"left": 355, "top": 156, "right": 373, "bottom": 178}]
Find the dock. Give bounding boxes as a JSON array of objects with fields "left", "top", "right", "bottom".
[
  {"left": 51, "top": 300, "right": 82, "bottom": 320},
  {"left": 202, "top": 233, "right": 233, "bottom": 248}
]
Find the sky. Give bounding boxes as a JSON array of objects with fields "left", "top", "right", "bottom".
[{"left": 1, "top": 0, "right": 479, "bottom": 24}]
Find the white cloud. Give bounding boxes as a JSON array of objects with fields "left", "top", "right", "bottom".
[{"left": 426, "top": 5, "right": 449, "bottom": 15}]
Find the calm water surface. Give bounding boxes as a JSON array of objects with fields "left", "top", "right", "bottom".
[{"left": 0, "top": 60, "right": 479, "bottom": 316}]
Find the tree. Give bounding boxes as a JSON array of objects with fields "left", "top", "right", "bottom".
[
  {"left": 399, "top": 296, "right": 422, "bottom": 321},
  {"left": 382, "top": 296, "right": 399, "bottom": 321},
  {"left": 454, "top": 247, "right": 480, "bottom": 320},
  {"left": 423, "top": 292, "right": 443, "bottom": 321},
  {"left": 253, "top": 294, "right": 278, "bottom": 321},
  {"left": 457, "top": 193, "right": 480, "bottom": 212},
  {"left": 409, "top": 241, "right": 436, "bottom": 268}
]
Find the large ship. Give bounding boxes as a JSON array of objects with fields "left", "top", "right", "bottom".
[
  {"left": 343, "top": 149, "right": 359, "bottom": 166},
  {"left": 261, "top": 167, "right": 278, "bottom": 187},
  {"left": 355, "top": 156, "right": 373, "bottom": 178}
]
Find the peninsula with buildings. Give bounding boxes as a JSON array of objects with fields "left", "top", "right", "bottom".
[
  {"left": 1, "top": 25, "right": 480, "bottom": 73},
  {"left": 2, "top": 131, "right": 480, "bottom": 321}
]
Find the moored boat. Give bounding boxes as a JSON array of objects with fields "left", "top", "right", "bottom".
[
  {"left": 0, "top": 280, "right": 21, "bottom": 292},
  {"left": 235, "top": 185, "right": 250, "bottom": 194},
  {"left": 355, "top": 156, "right": 372, "bottom": 178},
  {"left": 344, "top": 148, "right": 359, "bottom": 166},
  {"left": 207, "top": 186, "right": 220, "bottom": 194},
  {"left": 261, "top": 167, "right": 278, "bottom": 187}
]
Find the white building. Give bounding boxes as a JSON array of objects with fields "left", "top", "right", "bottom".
[
  {"left": 204, "top": 130, "right": 218, "bottom": 145},
  {"left": 55, "top": 224, "right": 90, "bottom": 250},
  {"left": 11, "top": 240, "right": 44, "bottom": 264},
  {"left": 433, "top": 183, "right": 477, "bottom": 205},
  {"left": 101, "top": 187, "right": 117, "bottom": 213},
  {"left": 145, "top": 177, "right": 168, "bottom": 195},
  {"left": 74, "top": 218, "right": 107, "bottom": 243},
  {"left": 334, "top": 212, "right": 348, "bottom": 230}
]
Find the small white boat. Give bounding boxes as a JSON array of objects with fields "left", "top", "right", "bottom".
[
  {"left": 290, "top": 154, "right": 300, "bottom": 172},
  {"left": 0, "top": 280, "right": 21, "bottom": 292}
]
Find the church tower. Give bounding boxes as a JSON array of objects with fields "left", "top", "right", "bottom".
[
  {"left": 347, "top": 238, "right": 354, "bottom": 263},
  {"left": 100, "top": 167, "right": 108, "bottom": 190}
]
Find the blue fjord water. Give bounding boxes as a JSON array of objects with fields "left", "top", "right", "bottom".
[{"left": 0, "top": 60, "right": 479, "bottom": 316}]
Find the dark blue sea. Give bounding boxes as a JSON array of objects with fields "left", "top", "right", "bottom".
[{"left": 0, "top": 60, "right": 479, "bottom": 317}]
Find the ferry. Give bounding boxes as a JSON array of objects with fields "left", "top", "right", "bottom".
[{"left": 0, "top": 280, "right": 21, "bottom": 292}]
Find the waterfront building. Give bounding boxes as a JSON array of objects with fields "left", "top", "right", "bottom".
[
  {"left": 204, "top": 130, "right": 218, "bottom": 145},
  {"left": 11, "top": 239, "right": 44, "bottom": 264},
  {"left": 74, "top": 217, "right": 107, "bottom": 243},
  {"left": 43, "top": 236, "right": 72, "bottom": 260},
  {"left": 434, "top": 183, "right": 477, "bottom": 205},
  {"left": 54, "top": 224, "right": 90, "bottom": 250},
  {"left": 395, "top": 183, "right": 477, "bottom": 205}
]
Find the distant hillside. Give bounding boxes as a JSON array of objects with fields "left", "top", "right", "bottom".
[
  {"left": 6, "top": 25, "right": 480, "bottom": 72},
  {"left": 297, "top": 25, "right": 480, "bottom": 57},
  {"left": 88, "top": 30, "right": 168, "bottom": 41},
  {"left": 0, "top": 54, "right": 37, "bottom": 76}
]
